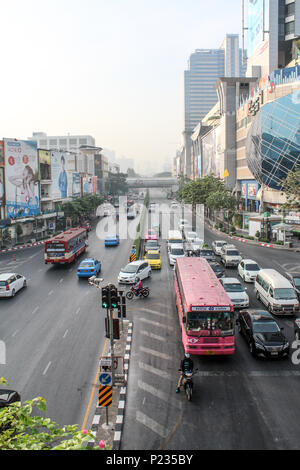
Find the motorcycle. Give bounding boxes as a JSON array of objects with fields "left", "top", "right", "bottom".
[
  {"left": 179, "top": 368, "right": 198, "bottom": 401},
  {"left": 126, "top": 286, "right": 150, "bottom": 300}
]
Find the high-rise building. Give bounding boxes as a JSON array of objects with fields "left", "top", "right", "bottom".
[{"left": 30, "top": 132, "right": 96, "bottom": 152}]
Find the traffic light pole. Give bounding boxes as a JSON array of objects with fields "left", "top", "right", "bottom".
[{"left": 107, "top": 286, "right": 115, "bottom": 387}]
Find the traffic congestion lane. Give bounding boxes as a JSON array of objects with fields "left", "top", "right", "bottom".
[
  {"left": 0, "top": 213, "right": 142, "bottom": 427},
  {"left": 122, "top": 194, "right": 300, "bottom": 450}
]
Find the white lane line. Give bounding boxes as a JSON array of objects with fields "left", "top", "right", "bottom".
[
  {"left": 140, "top": 330, "right": 165, "bottom": 342},
  {"left": 140, "top": 346, "right": 172, "bottom": 361},
  {"left": 139, "top": 318, "right": 173, "bottom": 331},
  {"left": 139, "top": 308, "right": 168, "bottom": 318},
  {"left": 136, "top": 410, "right": 168, "bottom": 439},
  {"left": 63, "top": 329, "right": 69, "bottom": 339},
  {"left": 12, "top": 330, "right": 19, "bottom": 338},
  {"left": 190, "top": 370, "right": 300, "bottom": 377},
  {"left": 32, "top": 306, "right": 39, "bottom": 315},
  {"left": 138, "top": 361, "right": 172, "bottom": 380},
  {"left": 48, "top": 290, "right": 54, "bottom": 296},
  {"left": 59, "top": 278, "right": 64, "bottom": 284},
  {"left": 43, "top": 362, "right": 52, "bottom": 376},
  {"left": 75, "top": 307, "right": 81, "bottom": 315}
]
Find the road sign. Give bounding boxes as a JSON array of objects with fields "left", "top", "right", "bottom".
[
  {"left": 98, "top": 385, "right": 112, "bottom": 407},
  {"left": 99, "top": 372, "right": 112, "bottom": 386}
]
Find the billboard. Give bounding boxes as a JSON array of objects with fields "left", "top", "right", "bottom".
[
  {"left": 4, "top": 139, "right": 40, "bottom": 218},
  {"left": 202, "top": 128, "right": 222, "bottom": 178},
  {"left": 248, "top": 0, "right": 264, "bottom": 57},
  {"left": 72, "top": 173, "right": 81, "bottom": 197},
  {"left": 38, "top": 149, "right": 51, "bottom": 180},
  {"left": 82, "top": 176, "right": 93, "bottom": 195},
  {"left": 51, "top": 151, "right": 69, "bottom": 200},
  {"left": 0, "top": 141, "right": 4, "bottom": 207}
]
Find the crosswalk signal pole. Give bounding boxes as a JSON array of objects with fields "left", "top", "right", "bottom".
[{"left": 108, "top": 284, "right": 116, "bottom": 387}]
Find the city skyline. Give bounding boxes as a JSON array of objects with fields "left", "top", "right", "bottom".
[{"left": 0, "top": 0, "right": 243, "bottom": 174}]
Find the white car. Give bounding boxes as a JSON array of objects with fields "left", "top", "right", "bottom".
[
  {"left": 220, "top": 244, "right": 242, "bottom": 268},
  {"left": 212, "top": 240, "right": 228, "bottom": 255},
  {"left": 220, "top": 277, "right": 249, "bottom": 309},
  {"left": 169, "top": 244, "right": 185, "bottom": 266},
  {"left": 118, "top": 260, "right": 151, "bottom": 284},
  {"left": 0, "top": 273, "right": 27, "bottom": 298},
  {"left": 185, "top": 231, "right": 198, "bottom": 243},
  {"left": 238, "top": 259, "right": 261, "bottom": 282}
]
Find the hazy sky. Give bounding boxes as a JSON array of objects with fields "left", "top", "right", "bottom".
[{"left": 0, "top": 0, "right": 243, "bottom": 173}]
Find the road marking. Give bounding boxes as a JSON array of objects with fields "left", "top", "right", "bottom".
[
  {"left": 139, "top": 308, "right": 168, "bottom": 318},
  {"left": 191, "top": 370, "right": 300, "bottom": 377},
  {"left": 140, "top": 346, "right": 172, "bottom": 361},
  {"left": 138, "top": 361, "right": 172, "bottom": 380},
  {"left": 12, "top": 330, "right": 19, "bottom": 338},
  {"left": 59, "top": 278, "right": 64, "bottom": 284},
  {"left": 136, "top": 410, "right": 168, "bottom": 439},
  {"left": 32, "top": 306, "right": 39, "bottom": 315},
  {"left": 139, "top": 318, "right": 173, "bottom": 331},
  {"left": 43, "top": 362, "right": 52, "bottom": 376},
  {"left": 138, "top": 380, "right": 182, "bottom": 410},
  {"left": 63, "top": 329, "right": 69, "bottom": 339},
  {"left": 48, "top": 290, "right": 54, "bottom": 296},
  {"left": 75, "top": 307, "right": 81, "bottom": 315},
  {"left": 140, "top": 330, "right": 165, "bottom": 342}
]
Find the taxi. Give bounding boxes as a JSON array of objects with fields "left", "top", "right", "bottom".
[{"left": 144, "top": 250, "right": 162, "bottom": 270}]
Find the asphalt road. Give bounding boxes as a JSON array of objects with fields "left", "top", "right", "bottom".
[
  {"left": 121, "top": 190, "right": 300, "bottom": 450},
  {"left": 0, "top": 210, "right": 142, "bottom": 428}
]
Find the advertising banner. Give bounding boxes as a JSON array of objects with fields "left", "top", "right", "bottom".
[
  {"left": 4, "top": 139, "right": 40, "bottom": 218},
  {"left": 51, "top": 151, "right": 69, "bottom": 200},
  {"left": 38, "top": 149, "right": 51, "bottom": 180},
  {"left": 0, "top": 167, "right": 4, "bottom": 206},
  {"left": 72, "top": 173, "right": 81, "bottom": 197},
  {"left": 0, "top": 140, "right": 4, "bottom": 167},
  {"left": 248, "top": 0, "right": 264, "bottom": 57},
  {"left": 92, "top": 176, "right": 98, "bottom": 194},
  {"left": 82, "top": 176, "right": 93, "bottom": 195},
  {"left": 248, "top": 182, "right": 257, "bottom": 198},
  {"left": 202, "top": 128, "right": 221, "bottom": 178}
]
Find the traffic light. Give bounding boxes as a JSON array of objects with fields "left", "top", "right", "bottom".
[
  {"left": 110, "top": 285, "right": 118, "bottom": 309},
  {"left": 102, "top": 286, "right": 109, "bottom": 309}
]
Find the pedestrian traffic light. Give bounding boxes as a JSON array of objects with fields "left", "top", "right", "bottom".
[
  {"left": 110, "top": 285, "right": 118, "bottom": 309},
  {"left": 102, "top": 286, "right": 109, "bottom": 309}
]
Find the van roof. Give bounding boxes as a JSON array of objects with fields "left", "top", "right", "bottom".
[{"left": 258, "top": 269, "right": 294, "bottom": 288}]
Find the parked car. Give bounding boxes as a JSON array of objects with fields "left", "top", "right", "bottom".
[
  {"left": 212, "top": 240, "right": 228, "bottom": 255},
  {"left": 0, "top": 273, "right": 27, "bottom": 298},
  {"left": 220, "top": 277, "right": 249, "bottom": 309},
  {"left": 285, "top": 272, "right": 300, "bottom": 300},
  {"left": 199, "top": 249, "right": 216, "bottom": 262},
  {"left": 144, "top": 250, "right": 162, "bottom": 270},
  {"left": 104, "top": 235, "right": 120, "bottom": 247},
  {"left": 77, "top": 258, "right": 101, "bottom": 278},
  {"left": 0, "top": 389, "right": 21, "bottom": 408},
  {"left": 255, "top": 269, "right": 299, "bottom": 316},
  {"left": 237, "top": 309, "right": 290, "bottom": 358},
  {"left": 168, "top": 244, "right": 185, "bottom": 266},
  {"left": 208, "top": 261, "right": 225, "bottom": 279},
  {"left": 118, "top": 260, "right": 151, "bottom": 284},
  {"left": 294, "top": 318, "right": 300, "bottom": 341},
  {"left": 238, "top": 259, "right": 261, "bottom": 282},
  {"left": 144, "top": 240, "right": 160, "bottom": 254},
  {"left": 220, "top": 244, "right": 242, "bottom": 268}
]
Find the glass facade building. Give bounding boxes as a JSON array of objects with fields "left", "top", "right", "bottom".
[{"left": 246, "top": 90, "right": 300, "bottom": 190}]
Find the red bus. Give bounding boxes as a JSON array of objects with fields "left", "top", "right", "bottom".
[
  {"left": 174, "top": 257, "right": 235, "bottom": 355},
  {"left": 44, "top": 227, "right": 88, "bottom": 264}
]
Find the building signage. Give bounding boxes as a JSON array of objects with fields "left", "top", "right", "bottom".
[{"left": 191, "top": 306, "right": 231, "bottom": 312}]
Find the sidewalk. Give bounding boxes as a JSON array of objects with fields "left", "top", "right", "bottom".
[
  {"left": 87, "top": 320, "right": 133, "bottom": 450},
  {"left": 206, "top": 219, "right": 300, "bottom": 252}
]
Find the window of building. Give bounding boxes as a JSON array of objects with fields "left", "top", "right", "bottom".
[
  {"left": 285, "top": 20, "right": 295, "bottom": 35},
  {"left": 285, "top": 2, "right": 295, "bottom": 17}
]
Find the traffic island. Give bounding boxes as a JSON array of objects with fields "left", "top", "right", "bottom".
[{"left": 88, "top": 320, "right": 133, "bottom": 450}]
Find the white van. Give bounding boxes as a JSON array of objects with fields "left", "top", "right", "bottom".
[
  {"left": 167, "top": 230, "right": 183, "bottom": 252},
  {"left": 255, "top": 269, "right": 299, "bottom": 316}
]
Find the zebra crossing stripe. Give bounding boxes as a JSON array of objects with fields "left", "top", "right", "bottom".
[{"left": 98, "top": 385, "right": 112, "bottom": 407}]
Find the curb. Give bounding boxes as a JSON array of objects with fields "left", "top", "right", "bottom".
[
  {"left": 0, "top": 241, "right": 45, "bottom": 253},
  {"left": 87, "top": 321, "right": 133, "bottom": 450}
]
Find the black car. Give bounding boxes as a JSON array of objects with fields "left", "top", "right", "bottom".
[
  {"left": 199, "top": 249, "right": 216, "bottom": 262},
  {"left": 285, "top": 273, "right": 300, "bottom": 300},
  {"left": 295, "top": 318, "right": 300, "bottom": 341},
  {"left": 237, "top": 309, "right": 290, "bottom": 358},
  {"left": 208, "top": 261, "right": 225, "bottom": 279},
  {"left": 0, "top": 389, "right": 21, "bottom": 409}
]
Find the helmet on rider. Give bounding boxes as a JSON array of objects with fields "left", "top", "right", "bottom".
[
  {"left": 185, "top": 352, "right": 190, "bottom": 358},
  {"left": 136, "top": 277, "right": 140, "bottom": 282}
]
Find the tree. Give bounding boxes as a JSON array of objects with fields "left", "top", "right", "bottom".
[
  {"left": 0, "top": 378, "right": 103, "bottom": 450},
  {"left": 106, "top": 172, "right": 128, "bottom": 195},
  {"left": 127, "top": 168, "right": 139, "bottom": 178},
  {"left": 282, "top": 168, "right": 300, "bottom": 211}
]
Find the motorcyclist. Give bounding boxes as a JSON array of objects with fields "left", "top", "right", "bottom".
[
  {"left": 133, "top": 277, "right": 143, "bottom": 296},
  {"left": 176, "top": 352, "right": 194, "bottom": 393}
]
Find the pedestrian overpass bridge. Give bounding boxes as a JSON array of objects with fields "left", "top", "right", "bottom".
[{"left": 127, "top": 177, "right": 178, "bottom": 189}]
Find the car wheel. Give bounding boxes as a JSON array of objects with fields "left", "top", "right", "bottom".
[
  {"left": 11, "top": 289, "right": 16, "bottom": 297},
  {"left": 148, "top": 271, "right": 151, "bottom": 278},
  {"left": 237, "top": 322, "right": 242, "bottom": 334},
  {"left": 249, "top": 342, "right": 256, "bottom": 357},
  {"left": 23, "top": 280, "right": 27, "bottom": 288},
  {"left": 256, "top": 291, "right": 260, "bottom": 301},
  {"left": 267, "top": 303, "right": 272, "bottom": 313}
]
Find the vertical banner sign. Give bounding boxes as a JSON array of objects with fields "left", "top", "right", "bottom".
[
  {"left": 4, "top": 139, "right": 40, "bottom": 218},
  {"left": 51, "top": 151, "right": 69, "bottom": 200}
]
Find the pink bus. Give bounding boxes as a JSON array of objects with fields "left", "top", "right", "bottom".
[{"left": 174, "top": 258, "right": 235, "bottom": 356}]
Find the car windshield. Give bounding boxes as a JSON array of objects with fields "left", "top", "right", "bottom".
[
  {"left": 211, "top": 265, "right": 222, "bottom": 272},
  {"left": 171, "top": 249, "right": 184, "bottom": 255},
  {"left": 293, "top": 277, "right": 300, "bottom": 287},
  {"left": 216, "top": 242, "right": 225, "bottom": 246},
  {"left": 223, "top": 283, "right": 244, "bottom": 292},
  {"left": 274, "top": 288, "right": 297, "bottom": 300},
  {"left": 147, "top": 254, "right": 160, "bottom": 259},
  {"left": 252, "top": 321, "right": 280, "bottom": 334},
  {"left": 245, "top": 264, "right": 260, "bottom": 271},
  {"left": 201, "top": 250, "right": 214, "bottom": 256},
  {"left": 227, "top": 250, "right": 240, "bottom": 256},
  {"left": 146, "top": 242, "right": 159, "bottom": 247},
  {"left": 80, "top": 262, "right": 94, "bottom": 267},
  {"left": 121, "top": 265, "right": 138, "bottom": 273},
  {"left": 187, "top": 311, "right": 234, "bottom": 335},
  {"left": 169, "top": 239, "right": 182, "bottom": 244}
]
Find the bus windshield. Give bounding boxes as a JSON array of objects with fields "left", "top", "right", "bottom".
[{"left": 187, "top": 311, "right": 234, "bottom": 336}]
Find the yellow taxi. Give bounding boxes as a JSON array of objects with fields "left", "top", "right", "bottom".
[{"left": 144, "top": 250, "right": 162, "bottom": 270}]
